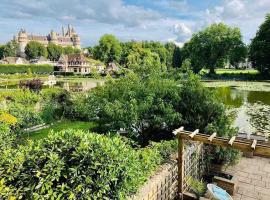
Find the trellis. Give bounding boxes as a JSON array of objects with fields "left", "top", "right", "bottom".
[{"left": 173, "top": 126, "right": 270, "bottom": 199}]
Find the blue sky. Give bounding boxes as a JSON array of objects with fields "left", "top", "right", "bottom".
[{"left": 0, "top": 0, "right": 270, "bottom": 47}]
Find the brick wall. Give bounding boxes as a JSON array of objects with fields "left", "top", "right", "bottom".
[{"left": 130, "top": 159, "right": 178, "bottom": 200}]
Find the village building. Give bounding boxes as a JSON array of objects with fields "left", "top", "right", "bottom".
[
  {"left": 14, "top": 25, "right": 81, "bottom": 56},
  {"left": 0, "top": 56, "right": 28, "bottom": 64},
  {"left": 57, "top": 53, "right": 104, "bottom": 75},
  {"left": 30, "top": 56, "right": 52, "bottom": 65}
]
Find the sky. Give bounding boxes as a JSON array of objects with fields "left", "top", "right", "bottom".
[{"left": 0, "top": 0, "right": 270, "bottom": 47}]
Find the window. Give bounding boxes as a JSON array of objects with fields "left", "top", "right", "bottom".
[{"left": 74, "top": 68, "right": 77, "bottom": 72}]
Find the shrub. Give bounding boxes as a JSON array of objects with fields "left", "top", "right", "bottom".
[
  {"left": 0, "top": 113, "right": 17, "bottom": 126},
  {"left": 187, "top": 176, "right": 207, "bottom": 198},
  {"left": 0, "top": 130, "right": 167, "bottom": 199},
  {"left": 0, "top": 64, "right": 53, "bottom": 74},
  {"left": 8, "top": 103, "right": 43, "bottom": 128},
  {"left": 19, "top": 78, "right": 43, "bottom": 92}
]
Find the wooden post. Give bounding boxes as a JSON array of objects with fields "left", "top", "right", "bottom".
[{"left": 178, "top": 132, "right": 184, "bottom": 200}]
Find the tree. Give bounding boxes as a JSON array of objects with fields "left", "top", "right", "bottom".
[
  {"left": 47, "top": 43, "right": 63, "bottom": 61},
  {"left": 164, "top": 42, "right": 183, "bottom": 69},
  {"left": 94, "top": 34, "right": 122, "bottom": 64},
  {"left": 126, "top": 43, "right": 162, "bottom": 77},
  {"left": 184, "top": 23, "right": 245, "bottom": 73},
  {"left": 1, "top": 41, "right": 19, "bottom": 58},
  {"left": 250, "top": 14, "right": 270, "bottom": 75},
  {"left": 0, "top": 45, "right": 4, "bottom": 59},
  {"left": 142, "top": 41, "right": 168, "bottom": 66},
  {"left": 229, "top": 43, "right": 247, "bottom": 69},
  {"left": 25, "top": 41, "right": 47, "bottom": 60}
]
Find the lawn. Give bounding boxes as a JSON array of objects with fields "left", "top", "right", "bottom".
[
  {"left": 200, "top": 68, "right": 259, "bottom": 74},
  {"left": 22, "top": 120, "right": 98, "bottom": 140}
]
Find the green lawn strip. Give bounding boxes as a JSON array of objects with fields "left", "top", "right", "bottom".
[
  {"left": 200, "top": 68, "right": 259, "bottom": 75},
  {"left": 22, "top": 120, "right": 98, "bottom": 140}
]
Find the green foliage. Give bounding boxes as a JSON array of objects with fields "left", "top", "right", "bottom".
[
  {"left": 77, "top": 74, "right": 181, "bottom": 144},
  {"left": 165, "top": 42, "right": 183, "bottom": 68},
  {"left": 250, "top": 14, "right": 270, "bottom": 76},
  {"left": 184, "top": 23, "right": 246, "bottom": 73},
  {"left": 0, "top": 123, "right": 13, "bottom": 152},
  {"left": 126, "top": 43, "right": 163, "bottom": 77},
  {"left": 94, "top": 34, "right": 122, "bottom": 64},
  {"left": 25, "top": 41, "right": 47, "bottom": 60},
  {"left": 47, "top": 43, "right": 63, "bottom": 61},
  {"left": 0, "top": 129, "right": 169, "bottom": 199},
  {"left": 187, "top": 176, "right": 207, "bottom": 198},
  {"left": 8, "top": 103, "right": 43, "bottom": 128},
  {"left": 0, "top": 64, "right": 53, "bottom": 74},
  {"left": 0, "top": 41, "right": 19, "bottom": 58}
]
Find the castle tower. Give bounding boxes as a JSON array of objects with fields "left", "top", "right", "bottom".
[
  {"left": 18, "top": 29, "right": 28, "bottom": 54},
  {"left": 50, "top": 30, "right": 58, "bottom": 44},
  {"left": 73, "top": 34, "right": 81, "bottom": 49}
]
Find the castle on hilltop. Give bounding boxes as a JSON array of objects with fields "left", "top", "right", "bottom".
[{"left": 14, "top": 25, "right": 81, "bottom": 55}]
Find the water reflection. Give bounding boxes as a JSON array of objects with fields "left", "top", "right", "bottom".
[
  {"left": 214, "top": 86, "right": 270, "bottom": 136},
  {"left": 57, "top": 81, "right": 103, "bottom": 92}
]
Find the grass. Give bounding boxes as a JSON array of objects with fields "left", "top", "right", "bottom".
[
  {"left": 22, "top": 120, "right": 98, "bottom": 141},
  {"left": 200, "top": 68, "right": 259, "bottom": 75}
]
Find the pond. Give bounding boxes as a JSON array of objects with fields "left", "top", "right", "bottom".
[
  {"left": 204, "top": 81, "right": 270, "bottom": 139},
  {"left": 0, "top": 78, "right": 105, "bottom": 92}
]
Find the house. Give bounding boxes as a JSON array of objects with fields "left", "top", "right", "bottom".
[
  {"left": 57, "top": 53, "right": 92, "bottom": 74},
  {"left": 30, "top": 56, "right": 52, "bottom": 65},
  {"left": 56, "top": 53, "right": 106, "bottom": 75},
  {"left": 105, "top": 62, "right": 119, "bottom": 74},
  {"left": 0, "top": 57, "right": 29, "bottom": 64}
]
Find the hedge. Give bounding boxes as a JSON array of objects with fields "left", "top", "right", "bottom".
[
  {"left": 0, "top": 129, "right": 177, "bottom": 199},
  {"left": 0, "top": 64, "right": 53, "bottom": 74}
]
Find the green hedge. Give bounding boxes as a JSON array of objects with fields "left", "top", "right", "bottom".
[
  {"left": 0, "top": 64, "right": 53, "bottom": 74},
  {"left": 0, "top": 129, "right": 177, "bottom": 199}
]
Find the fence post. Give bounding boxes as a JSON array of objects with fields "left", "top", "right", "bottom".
[{"left": 178, "top": 133, "right": 184, "bottom": 200}]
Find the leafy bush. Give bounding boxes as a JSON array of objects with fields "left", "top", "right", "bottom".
[
  {"left": 0, "top": 130, "right": 169, "bottom": 199},
  {"left": 8, "top": 103, "right": 43, "bottom": 128},
  {"left": 0, "top": 64, "right": 53, "bottom": 74},
  {"left": 19, "top": 78, "right": 43, "bottom": 92},
  {"left": 75, "top": 73, "right": 181, "bottom": 144},
  {"left": 0, "top": 89, "right": 40, "bottom": 104},
  {"left": 187, "top": 176, "right": 207, "bottom": 198}
]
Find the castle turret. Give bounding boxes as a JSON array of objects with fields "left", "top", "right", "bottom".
[
  {"left": 50, "top": 31, "right": 58, "bottom": 44},
  {"left": 73, "top": 34, "right": 81, "bottom": 49},
  {"left": 18, "top": 29, "right": 28, "bottom": 55}
]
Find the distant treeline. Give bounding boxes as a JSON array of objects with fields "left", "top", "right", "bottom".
[{"left": 0, "top": 64, "right": 53, "bottom": 74}]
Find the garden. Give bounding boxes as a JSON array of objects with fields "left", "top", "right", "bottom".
[{"left": 1, "top": 14, "right": 270, "bottom": 200}]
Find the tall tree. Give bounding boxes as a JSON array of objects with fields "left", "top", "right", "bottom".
[
  {"left": 94, "top": 34, "right": 122, "bottom": 65},
  {"left": 1, "top": 41, "right": 19, "bottom": 58},
  {"left": 184, "top": 23, "right": 245, "bottom": 73},
  {"left": 250, "top": 14, "right": 270, "bottom": 76},
  {"left": 127, "top": 43, "right": 162, "bottom": 77},
  {"left": 164, "top": 42, "right": 183, "bottom": 69},
  {"left": 0, "top": 45, "right": 4, "bottom": 59},
  {"left": 25, "top": 41, "right": 47, "bottom": 60},
  {"left": 47, "top": 43, "right": 63, "bottom": 61}
]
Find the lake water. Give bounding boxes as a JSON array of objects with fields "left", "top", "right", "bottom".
[
  {"left": 205, "top": 81, "right": 270, "bottom": 138},
  {"left": 0, "top": 78, "right": 105, "bottom": 92}
]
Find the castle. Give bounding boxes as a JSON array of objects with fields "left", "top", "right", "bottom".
[{"left": 14, "top": 25, "right": 81, "bottom": 55}]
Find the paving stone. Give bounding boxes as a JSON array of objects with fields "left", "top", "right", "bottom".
[
  {"left": 238, "top": 171, "right": 249, "bottom": 178},
  {"left": 241, "top": 196, "right": 259, "bottom": 200},
  {"left": 254, "top": 186, "right": 270, "bottom": 195},
  {"left": 249, "top": 174, "right": 262, "bottom": 181},
  {"left": 238, "top": 176, "right": 252, "bottom": 184},
  {"left": 237, "top": 188, "right": 258, "bottom": 198},
  {"left": 252, "top": 180, "right": 266, "bottom": 188},
  {"left": 258, "top": 193, "right": 270, "bottom": 200}
]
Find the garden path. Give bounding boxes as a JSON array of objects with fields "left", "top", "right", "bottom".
[{"left": 225, "top": 156, "right": 270, "bottom": 200}]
